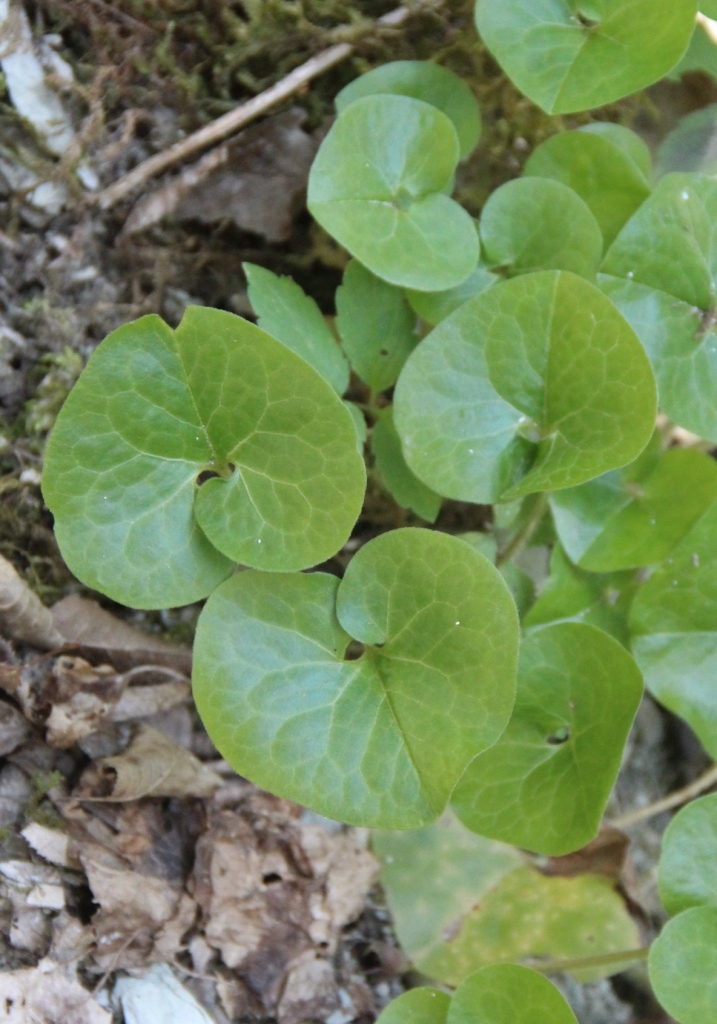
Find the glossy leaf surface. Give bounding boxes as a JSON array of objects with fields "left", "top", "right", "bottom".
[
  {"left": 373, "top": 812, "right": 522, "bottom": 967},
  {"left": 193, "top": 529, "right": 518, "bottom": 828},
  {"left": 525, "top": 130, "right": 650, "bottom": 250},
  {"left": 474, "top": 0, "right": 696, "bottom": 115},
  {"left": 406, "top": 263, "right": 497, "bottom": 326},
  {"left": 449, "top": 965, "right": 577, "bottom": 1024},
  {"left": 335, "top": 260, "right": 417, "bottom": 394},
  {"left": 550, "top": 444, "right": 717, "bottom": 572},
  {"left": 243, "top": 262, "right": 349, "bottom": 394},
  {"left": 336, "top": 60, "right": 481, "bottom": 158},
  {"left": 308, "top": 95, "right": 478, "bottom": 291},
  {"left": 649, "top": 907, "right": 717, "bottom": 1024},
  {"left": 393, "top": 271, "right": 657, "bottom": 504},
  {"left": 371, "top": 409, "right": 442, "bottom": 522},
  {"left": 452, "top": 623, "right": 643, "bottom": 855},
  {"left": 419, "top": 865, "right": 641, "bottom": 986},
  {"left": 42, "top": 309, "right": 366, "bottom": 608},
  {"left": 659, "top": 793, "right": 717, "bottom": 916},
  {"left": 479, "top": 177, "right": 603, "bottom": 279},
  {"left": 376, "top": 989, "right": 450, "bottom": 1024},
  {"left": 630, "top": 501, "right": 717, "bottom": 757}
]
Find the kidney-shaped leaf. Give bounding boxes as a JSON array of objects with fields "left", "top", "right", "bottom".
[
  {"left": 452, "top": 623, "right": 643, "bottom": 856},
  {"left": 243, "top": 262, "right": 349, "bottom": 394},
  {"left": 649, "top": 907, "right": 717, "bottom": 1024},
  {"left": 480, "top": 178, "right": 603, "bottom": 280},
  {"left": 525, "top": 130, "right": 650, "bottom": 250},
  {"left": 630, "top": 501, "right": 717, "bottom": 757},
  {"left": 449, "top": 965, "right": 577, "bottom": 1024},
  {"left": 335, "top": 260, "right": 417, "bottom": 394},
  {"left": 376, "top": 989, "right": 450, "bottom": 1024},
  {"left": 371, "top": 408, "right": 442, "bottom": 522},
  {"left": 308, "top": 94, "right": 479, "bottom": 291},
  {"left": 475, "top": 0, "right": 697, "bottom": 115},
  {"left": 551, "top": 444, "right": 717, "bottom": 572},
  {"left": 192, "top": 529, "right": 518, "bottom": 828},
  {"left": 393, "top": 271, "right": 657, "bottom": 504},
  {"left": 406, "top": 262, "right": 498, "bottom": 326},
  {"left": 659, "top": 793, "right": 717, "bottom": 917},
  {"left": 42, "top": 308, "right": 366, "bottom": 608},
  {"left": 580, "top": 122, "right": 652, "bottom": 178},
  {"left": 336, "top": 60, "right": 481, "bottom": 158}
]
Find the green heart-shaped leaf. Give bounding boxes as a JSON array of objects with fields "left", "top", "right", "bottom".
[
  {"left": 336, "top": 60, "right": 481, "bottom": 158},
  {"left": 335, "top": 260, "right": 417, "bottom": 394},
  {"left": 649, "top": 907, "right": 717, "bottom": 1024},
  {"left": 659, "top": 794, "right": 717, "bottom": 916},
  {"left": 479, "top": 178, "right": 603, "bottom": 279},
  {"left": 630, "top": 501, "right": 717, "bottom": 757},
  {"left": 475, "top": 0, "right": 697, "bottom": 115},
  {"left": 406, "top": 262, "right": 498, "bottom": 326},
  {"left": 449, "top": 966, "right": 577, "bottom": 1024},
  {"left": 525, "top": 544, "right": 638, "bottom": 646},
  {"left": 393, "top": 271, "right": 657, "bottom": 504},
  {"left": 42, "top": 308, "right": 366, "bottom": 608},
  {"left": 192, "top": 529, "right": 518, "bottom": 828},
  {"left": 550, "top": 442, "right": 717, "bottom": 572},
  {"left": 452, "top": 622, "right": 643, "bottom": 856},
  {"left": 376, "top": 989, "right": 450, "bottom": 1024},
  {"left": 243, "top": 262, "right": 349, "bottom": 394},
  {"left": 668, "top": 21, "right": 717, "bottom": 83},
  {"left": 371, "top": 408, "right": 442, "bottom": 522},
  {"left": 580, "top": 122, "right": 652, "bottom": 178},
  {"left": 525, "top": 130, "right": 651, "bottom": 250},
  {"left": 307, "top": 94, "right": 479, "bottom": 292}
]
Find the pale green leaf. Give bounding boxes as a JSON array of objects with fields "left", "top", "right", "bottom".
[
  {"left": 192, "top": 529, "right": 518, "bottom": 828},
  {"left": 550, "top": 443, "right": 717, "bottom": 572},
  {"left": 243, "top": 263, "right": 349, "bottom": 394},
  {"left": 656, "top": 106, "right": 717, "bottom": 177},
  {"left": 308, "top": 95, "right": 479, "bottom": 291},
  {"left": 580, "top": 122, "right": 652, "bottom": 178},
  {"left": 406, "top": 263, "right": 497, "bottom": 326},
  {"left": 525, "top": 130, "right": 650, "bottom": 250},
  {"left": 649, "top": 907, "right": 717, "bottom": 1024},
  {"left": 449, "top": 965, "right": 577, "bottom": 1024},
  {"left": 458, "top": 533, "right": 536, "bottom": 618},
  {"left": 630, "top": 501, "right": 717, "bottom": 757},
  {"left": 42, "top": 309, "right": 366, "bottom": 607},
  {"left": 474, "top": 0, "right": 696, "bottom": 115},
  {"left": 525, "top": 544, "right": 638, "bottom": 646},
  {"left": 371, "top": 408, "right": 442, "bottom": 522},
  {"left": 373, "top": 811, "right": 522, "bottom": 965},
  {"left": 336, "top": 61, "right": 481, "bottom": 158},
  {"left": 452, "top": 623, "right": 643, "bottom": 856},
  {"left": 393, "top": 271, "right": 657, "bottom": 504},
  {"left": 419, "top": 865, "right": 641, "bottom": 986},
  {"left": 376, "top": 989, "right": 450, "bottom": 1024},
  {"left": 659, "top": 793, "right": 717, "bottom": 916},
  {"left": 335, "top": 260, "right": 417, "bottom": 394},
  {"left": 479, "top": 177, "right": 603, "bottom": 279}
]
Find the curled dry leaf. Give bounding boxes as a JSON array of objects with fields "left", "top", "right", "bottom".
[
  {"left": 538, "top": 827, "right": 630, "bottom": 881},
  {"left": 0, "top": 552, "right": 63, "bottom": 648},
  {"left": 75, "top": 724, "right": 223, "bottom": 801},
  {"left": 21, "top": 821, "right": 71, "bottom": 867},
  {"left": 111, "top": 679, "right": 191, "bottom": 721},
  {"left": 0, "top": 959, "right": 111, "bottom": 1024},
  {"left": 0, "top": 698, "right": 31, "bottom": 755},
  {"left": 45, "top": 656, "right": 124, "bottom": 748}
]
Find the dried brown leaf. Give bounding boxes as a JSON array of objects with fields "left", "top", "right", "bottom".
[
  {"left": 539, "top": 826, "right": 630, "bottom": 880},
  {"left": 0, "top": 698, "right": 31, "bottom": 755},
  {"left": 75, "top": 725, "right": 222, "bottom": 800},
  {"left": 111, "top": 679, "right": 191, "bottom": 721},
  {"left": 0, "top": 553, "right": 63, "bottom": 648},
  {"left": 278, "top": 953, "right": 340, "bottom": 1024},
  {"left": 21, "top": 821, "right": 71, "bottom": 867},
  {"left": 45, "top": 656, "right": 124, "bottom": 748},
  {"left": 0, "top": 961, "right": 111, "bottom": 1024}
]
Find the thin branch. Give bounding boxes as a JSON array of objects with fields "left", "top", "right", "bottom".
[
  {"left": 611, "top": 762, "right": 717, "bottom": 830},
  {"left": 697, "top": 11, "right": 717, "bottom": 46},
  {"left": 527, "top": 947, "right": 649, "bottom": 975},
  {"left": 94, "top": 1, "right": 441, "bottom": 212},
  {"left": 496, "top": 492, "right": 549, "bottom": 568}
]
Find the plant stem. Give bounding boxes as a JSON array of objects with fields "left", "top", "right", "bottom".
[
  {"left": 527, "top": 947, "right": 649, "bottom": 975},
  {"left": 496, "top": 492, "right": 549, "bottom": 568},
  {"left": 611, "top": 762, "right": 717, "bottom": 829},
  {"left": 697, "top": 11, "right": 717, "bottom": 46}
]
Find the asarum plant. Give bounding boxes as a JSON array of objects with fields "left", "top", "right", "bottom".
[{"left": 41, "top": 2, "right": 717, "bottom": 1019}]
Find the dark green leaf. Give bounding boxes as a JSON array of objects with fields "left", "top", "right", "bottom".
[
  {"left": 393, "top": 271, "right": 657, "bottom": 504},
  {"left": 649, "top": 907, "right": 717, "bottom": 1024},
  {"left": 308, "top": 95, "right": 479, "bottom": 291},
  {"left": 474, "top": 0, "right": 696, "bottom": 115},
  {"left": 525, "top": 130, "right": 650, "bottom": 250},
  {"left": 452, "top": 623, "right": 643, "bottom": 855},
  {"left": 243, "top": 263, "right": 349, "bottom": 394},
  {"left": 193, "top": 529, "right": 518, "bottom": 828},
  {"left": 335, "top": 260, "right": 417, "bottom": 394},
  {"left": 479, "top": 177, "right": 603, "bottom": 279},
  {"left": 336, "top": 60, "right": 481, "bottom": 158},
  {"left": 658, "top": 793, "right": 717, "bottom": 916},
  {"left": 449, "top": 965, "right": 577, "bottom": 1024},
  {"left": 406, "top": 263, "right": 497, "bottom": 326},
  {"left": 371, "top": 408, "right": 442, "bottom": 522}
]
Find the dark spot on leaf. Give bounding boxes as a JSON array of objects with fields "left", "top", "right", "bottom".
[
  {"left": 547, "top": 727, "right": 570, "bottom": 745},
  {"left": 380, "top": 349, "right": 389, "bottom": 356}
]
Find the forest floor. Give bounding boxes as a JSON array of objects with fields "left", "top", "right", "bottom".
[{"left": 0, "top": 2, "right": 715, "bottom": 1022}]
